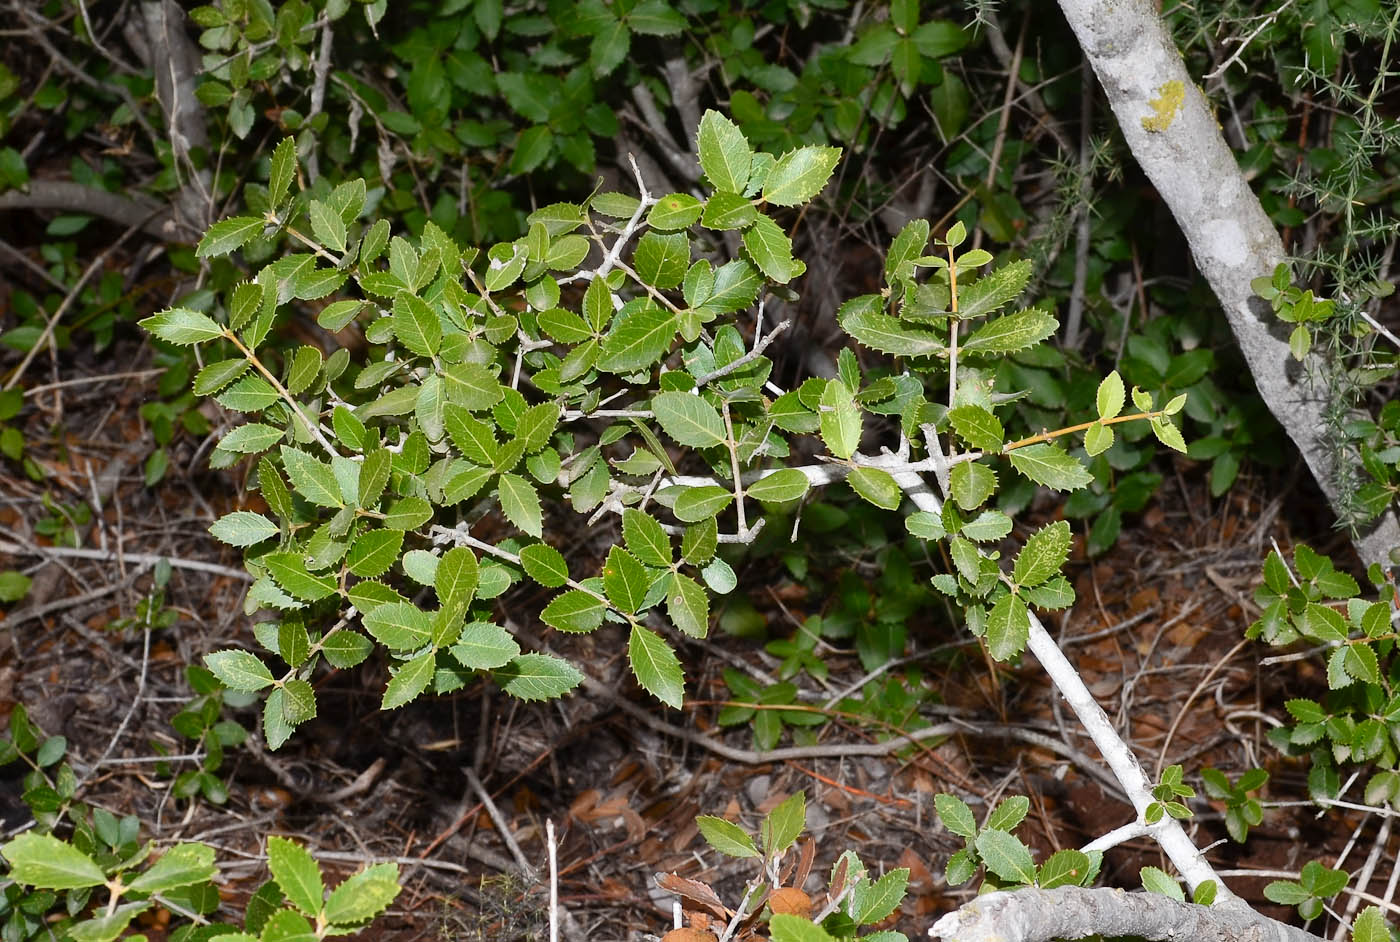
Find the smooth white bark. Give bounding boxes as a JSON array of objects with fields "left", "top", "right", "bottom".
[{"left": 1056, "top": 0, "right": 1400, "bottom": 569}]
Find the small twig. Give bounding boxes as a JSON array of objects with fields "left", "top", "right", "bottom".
[
  {"left": 74, "top": 623, "right": 152, "bottom": 792},
  {"left": 547, "top": 819, "right": 559, "bottom": 942},
  {"left": 0, "top": 538, "right": 251, "bottom": 581},
  {"left": 694, "top": 320, "right": 792, "bottom": 387},
  {"left": 465, "top": 767, "right": 537, "bottom": 882}
]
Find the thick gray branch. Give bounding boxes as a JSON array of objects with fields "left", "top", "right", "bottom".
[
  {"left": 930, "top": 887, "right": 1324, "bottom": 942},
  {"left": 0, "top": 180, "right": 189, "bottom": 241},
  {"left": 1056, "top": 0, "right": 1400, "bottom": 568}
]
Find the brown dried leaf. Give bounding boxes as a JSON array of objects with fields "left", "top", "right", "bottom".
[
  {"left": 655, "top": 872, "right": 728, "bottom": 919},
  {"left": 767, "top": 887, "right": 812, "bottom": 919}
]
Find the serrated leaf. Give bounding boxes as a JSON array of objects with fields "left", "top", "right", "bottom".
[
  {"left": 450, "top": 622, "right": 520, "bottom": 670},
  {"left": 746, "top": 468, "right": 810, "bottom": 503},
  {"left": 309, "top": 200, "right": 347, "bottom": 254},
  {"left": 948, "top": 405, "right": 1004, "bottom": 452},
  {"left": 957, "top": 259, "right": 1031, "bottom": 319},
  {"left": 1152, "top": 417, "right": 1188, "bottom": 453},
  {"left": 126, "top": 843, "right": 216, "bottom": 894},
  {"left": 209, "top": 511, "right": 278, "bottom": 547},
  {"left": 362, "top": 602, "right": 433, "bottom": 651},
  {"left": 436, "top": 548, "right": 481, "bottom": 607},
  {"left": 848, "top": 466, "right": 902, "bottom": 509},
  {"left": 597, "top": 308, "right": 676, "bottom": 373},
  {"left": 267, "top": 836, "right": 324, "bottom": 916},
  {"left": 1097, "top": 371, "right": 1125, "bottom": 419},
  {"left": 263, "top": 553, "right": 337, "bottom": 601},
  {"left": 604, "top": 546, "right": 650, "bottom": 614},
  {"left": 280, "top": 446, "right": 344, "bottom": 508},
  {"left": 696, "top": 111, "right": 752, "bottom": 193},
  {"left": 840, "top": 308, "right": 943, "bottom": 357},
  {"left": 695, "top": 816, "right": 758, "bottom": 857},
  {"left": 742, "top": 215, "right": 797, "bottom": 283},
  {"left": 1352, "top": 907, "right": 1389, "bottom": 942},
  {"left": 674, "top": 485, "right": 733, "bottom": 522},
  {"left": 934, "top": 794, "right": 976, "bottom": 839},
  {"left": 520, "top": 543, "right": 569, "bottom": 587},
  {"left": 652, "top": 392, "right": 726, "bottom": 447},
  {"left": 1038, "top": 849, "right": 1091, "bottom": 889},
  {"left": 1, "top": 833, "right": 106, "bottom": 889},
  {"left": 323, "top": 862, "right": 400, "bottom": 927},
  {"left": 498, "top": 473, "right": 543, "bottom": 537},
  {"left": 667, "top": 574, "right": 709, "bottom": 638},
  {"left": 347, "top": 529, "right": 403, "bottom": 578},
  {"left": 819, "top": 380, "right": 861, "bottom": 460},
  {"left": 540, "top": 589, "right": 606, "bottom": 632},
  {"left": 322, "top": 629, "right": 373, "bottom": 668},
  {"left": 762, "top": 791, "right": 806, "bottom": 855},
  {"left": 1007, "top": 443, "right": 1093, "bottom": 491},
  {"left": 392, "top": 292, "right": 442, "bottom": 358},
  {"left": 961, "top": 308, "right": 1058, "bottom": 355},
  {"left": 853, "top": 867, "right": 908, "bottom": 924},
  {"left": 141, "top": 308, "right": 225, "bottom": 346},
  {"left": 219, "top": 423, "right": 285, "bottom": 454},
  {"left": 193, "top": 358, "right": 250, "bottom": 395},
  {"left": 1140, "top": 866, "right": 1185, "bottom": 901},
  {"left": 623, "top": 509, "right": 672, "bottom": 567},
  {"left": 1084, "top": 421, "right": 1114, "bottom": 456},
  {"left": 986, "top": 593, "right": 1030, "bottom": 661},
  {"left": 268, "top": 137, "right": 296, "bottom": 208},
  {"left": 382, "top": 650, "right": 435, "bottom": 709},
  {"left": 196, "top": 216, "right": 264, "bottom": 258},
  {"left": 629, "top": 623, "right": 683, "bottom": 708},
  {"left": 496, "top": 653, "right": 583, "bottom": 701},
  {"left": 1013, "top": 520, "right": 1070, "bottom": 587},
  {"left": 961, "top": 509, "right": 1013, "bottom": 542},
  {"left": 647, "top": 193, "right": 703, "bottom": 230},
  {"left": 975, "top": 829, "right": 1036, "bottom": 884},
  {"left": 762, "top": 146, "right": 841, "bottom": 207},
  {"left": 949, "top": 461, "right": 996, "bottom": 510}
]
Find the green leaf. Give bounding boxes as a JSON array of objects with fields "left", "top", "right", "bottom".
[
  {"left": 0, "top": 570, "right": 32, "bottom": 602},
  {"left": 647, "top": 193, "right": 703, "bottom": 231},
  {"left": 450, "top": 622, "right": 520, "bottom": 670},
  {"left": 1352, "top": 907, "right": 1389, "bottom": 942},
  {"left": 392, "top": 292, "right": 442, "bottom": 358},
  {"left": 769, "top": 914, "right": 836, "bottom": 942},
  {"left": 762, "top": 791, "right": 806, "bottom": 855},
  {"left": 280, "top": 446, "right": 343, "bottom": 509},
  {"left": 629, "top": 623, "right": 684, "bottom": 708},
  {"left": 210, "top": 511, "right": 278, "bottom": 547},
  {"left": 819, "top": 380, "right": 861, "bottom": 460},
  {"left": 323, "top": 862, "right": 401, "bottom": 927},
  {"left": 597, "top": 308, "right": 676, "bottom": 373},
  {"left": 948, "top": 405, "right": 1004, "bottom": 452},
  {"left": 701, "top": 191, "right": 759, "bottom": 230},
  {"left": 742, "top": 215, "right": 798, "bottom": 283},
  {"left": 267, "top": 836, "right": 324, "bottom": 916},
  {"left": 848, "top": 466, "right": 902, "bottom": 509},
  {"left": 1084, "top": 421, "right": 1114, "bottom": 456},
  {"left": 322, "top": 629, "right": 373, "bottom": 668},
  {"left": 974, "top": 829, "right": 1036, "bottom": 884},
  {"left": 344, "top": 529, "right": 402, "bottom": 579},
  {"left": 627, "top": 0, "right": 686, "bottom": 35},
  {"left": 540, "top": 589, "right": 606, "bottom": 632},
  {"left": 986, "top": 593, "right": 1030, "bottom": 661},
  {"left": 957, "top": 259, "right": 1031, "bottom": 318},
  {"left": 520, "top": 543, "right": 569, "bottom": 587},
  {"left": 496, "top": 653, "right": 584, "bottom": 701},
  {"left": 1013, "top": 520, "right": 1071, "bottom": 587},
  {"left": 309, "top": 200, "right": 347, "bottom": 254},
  {"left": 762, "top": 145, "right": 841, "bottom": 207},
  {"left": 382, "top": 649, "right": 435, "bottom": 709},
  {"left": 674, "top": 485, "right": 733, "bottom": 522},
  {"left": 853, "top": 867, "right": 908, "bottom": 924},
  {"left": 194, "top": 358, "right": 251, "bottom": 395},
  {"left": 604, "top": 546, "right": 650, "bottom": 614},
  {"left": 1007, "top": 443, "right": 1093, "bottom": 491},
  {"left": 1152, "top": 417, "right": 1188, "bottom": 454},
  {"left": 363, "top": 602, "right": 433, "bottom": 651},
  {"left": 219, "top": 423, "right": 285, "bottom": 454},
  {"left": 1, "top": 832, "right": 107, "bottom": 889},
  {"left": 623, "top": 509, "right": 672, "bottom": 567},
  {"left": 934, "top": 793, "right": 977, "bottom": 839},
  {"left": 652, "top": 392, "right": 726, "bottom": 447},
  {"left": 746, "top": 468, "right": 810, "bottom": 503},
  {"left": 667, "top": 574, "right": 709, "bottom": 638},
  {"left": 196, "top": 215, "right": 264, "bottom": 258},
  {"left": 1097, "top": 371, "right": 1126, "bottom": 419},
  {"left": 268, "top": 137, "right": 296, "bottom": 209},
  {"left": 1140, "top": 866, "right": 1185, "bottom": 901},
  {"left": 204, "top": 650, "right": 275, "bottom": 692},
  {"left": 127, "top": 843, "right": 216, "bottom": 894},
  {"left": 695, "top": 815, "right": 758, "bottom": 857},
  {"left": 264, "top": 552, "right": 337, "bottom": 601},
  {"left": 498, "top": 473, "right": 543, "bottom": 537},
  {"left": 140, "top": 308, "right": 225, "bottom": 346},
  {"left": 1038, "top": 849, "right": 1091, "bottom": 889},
  {"left": 840, "top": 307, "right": 943, "bottom": 357},
  {"left": 634, "top": 231, "right": 690, "bottom": 288},
  {"left": 696, "top": 110, "right": 752, "bottom": 193},
  {"left": 949, "top": 461, "right": 997, "bottom": 510},
  {"left": 961, "top": 308, "right": 1058, "bottom": 355}
]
